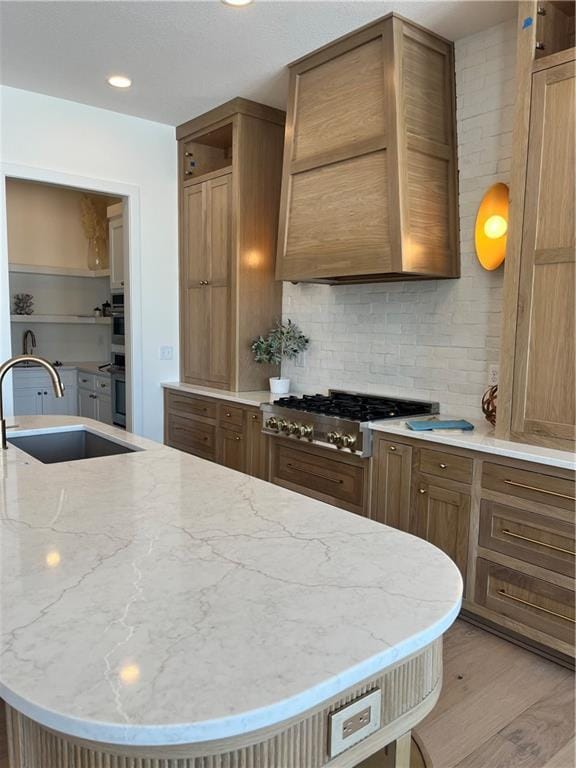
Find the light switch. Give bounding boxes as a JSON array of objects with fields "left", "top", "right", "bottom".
[{"left": 160, "top": 346, "right": 174, "bottom": 360}]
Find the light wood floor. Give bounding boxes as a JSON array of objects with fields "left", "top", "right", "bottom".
[
  {"left": 413, "top": 620, "right": 575, "bottom": 768},
  {"left": 1, "top": 621, "right": 573, "bottom": 768}
]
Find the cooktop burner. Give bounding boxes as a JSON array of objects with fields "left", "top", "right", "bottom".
[{"left": 273, "top": 392, "right": 436, "bottom": 422}]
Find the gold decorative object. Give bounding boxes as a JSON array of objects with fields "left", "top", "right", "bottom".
[
  {"left": 80, "top": 195, "right": 109, "bottom": 270},
  {"left": 481, "top": 385, "right": 498, "bottom": 426}
]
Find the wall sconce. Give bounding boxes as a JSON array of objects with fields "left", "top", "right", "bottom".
[{"left": 475, "top": 182, "right": 509, "bottom": 270}]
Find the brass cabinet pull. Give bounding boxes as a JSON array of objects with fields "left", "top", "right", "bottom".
[
  {"left": 501, "top": 528, "right": 576, "bottom": 556},
  {"left": 504, "top": 479, "right": 576, "bottom": 501},
  {"left": 389, "top": 446, "right": 396, "bottom": 452},
  {"left": 418, "top": 488, "right": 427, "bottom": 494},
  {"left": 286, "top": 462, "right": 343, "bottom": 484},
  {"left": 251, "top": 414, "right": 258, "bottom": 420},
  {"left": 439, "top": 463, "right": 447, "bottom": 469},
  {"left": 225, "top": 412, "right": 231, "bottom": 417},
  {"left": 497, "top": 589, "right": 575, "bottom": 623},
  {"left": 234, "top": 436, "right": 241, "bottom": 441}
]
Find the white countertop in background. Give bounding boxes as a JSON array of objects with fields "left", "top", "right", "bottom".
[
  {"left": 370, "top": 417, "right": 575, "bottom": 471},
  {"left": 1, "top": 416, "right": 461, "bottom": 747},
  {"left": 162, "top": 381, "right": 275, "bottom": 406}
]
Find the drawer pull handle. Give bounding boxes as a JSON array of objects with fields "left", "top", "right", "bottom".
[
  {"left": 286, "top": 462, "right": 343, "bottom": 484},
  {"left": 501, "top": 528, "right": 576, "bottom": 556},
  {"left": 497, "top": 589, "right": 575, "bottom": 623},
  {"left": 225, "top": 412, "right": 231, "bottom": 417},
  {"left": 439, "top": 463, "right": 447, "bottom": 469},
  {"left": 504, "top": 479, "right": 575, "bottom": 501},
  {"left": 234, "top": 436, "right": 241, "bottom": 441}
]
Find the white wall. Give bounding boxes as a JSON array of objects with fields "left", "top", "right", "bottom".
[
  {"left": 0, "top": 86, "right": 178, "bottom": 440},
  {"left": 282, "top": 20, "right": 516, "bottom": 419}
]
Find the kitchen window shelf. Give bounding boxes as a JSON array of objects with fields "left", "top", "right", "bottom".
[
  {"left": 10, "top": 315, "right": 111, "bottom": 325},
  {"left": 8, "top": 264, "right": 111, "bottom": 278}
]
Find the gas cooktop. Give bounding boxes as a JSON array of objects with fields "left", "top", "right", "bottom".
[{"left": 261, "top": 390, "right": 439, "bottom": 457}]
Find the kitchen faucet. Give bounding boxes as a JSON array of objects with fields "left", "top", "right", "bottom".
[
  {"left": 0, "top": 355, "right": 65, "bottom": 450},
  {"left": 22, "top": 329, "right": 37, "bottom": 356}
]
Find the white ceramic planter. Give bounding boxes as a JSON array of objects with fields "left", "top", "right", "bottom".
[{"left": 269, "top": 377, "right": 290, "bottom": 395}]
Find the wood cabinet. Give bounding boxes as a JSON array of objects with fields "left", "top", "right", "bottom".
[
  {"left": 177, "top": 99, "right": 285, "bottom": 391},
  {"left": 164, "top": 389, "right": 269, "bottom": 479},
  {"left": 370, "top": 438, "right": 412, "bottom": 530},
  {"left": 276, "top": 14, "right": 459, "bottom": 284},
  {"left": 411, "top": 476, "right": 471, "bottom": 583},
  {"left": 182, "top": 175, "right": 231, "bottom": 385},
  {"left": 497, "top": 2, "right": 575, "bottom": 449}
]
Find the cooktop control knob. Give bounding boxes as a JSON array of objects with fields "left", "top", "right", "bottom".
[
  {"left": 327, "top": 431, "right": 341, "bottom": 445},
  {"left": 288, "top": 421, "right": 300, "bottom": 435},
  {"left": 340, "top": 433, "right": 357, "bottom": 449},
  {"left": 277, "top": 419, "right": 288, "bottom": 432},
  {"left": 265, "top": 417, "right": 278, "bottom": 431},
  {"left": 299, "top": 424, "right": 313, "bottom": 439}
]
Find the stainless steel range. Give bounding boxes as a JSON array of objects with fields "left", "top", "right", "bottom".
[{"left": 261, "top": 391, "right": 439, "bottom": 457}]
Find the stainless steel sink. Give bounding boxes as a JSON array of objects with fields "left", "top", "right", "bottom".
[{"left": 7, "top": 429, "right": 139, "bottom": 464}]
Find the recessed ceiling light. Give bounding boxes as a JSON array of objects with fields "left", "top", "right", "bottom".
[
  {"left": 107, "top": 75, "right": 132, "bottom": 89},
  {"left": 221, "top": 0, "right": 254, "bottom": 6}
]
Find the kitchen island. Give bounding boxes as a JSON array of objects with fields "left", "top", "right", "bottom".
[{"left": 1, "top": 417, "right": 462, "bottom": 767}]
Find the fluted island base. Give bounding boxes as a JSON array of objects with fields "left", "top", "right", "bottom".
[{"left": 6, "top": 639, "right": 440, "bottom": 768}]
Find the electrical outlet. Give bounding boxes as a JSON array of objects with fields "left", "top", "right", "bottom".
[
  {"left": 488, "top": 364, "right": 499, "bottom": 386},
  {"left": 160, "top": 346, "right": 174, "bottom": 361},
  {"left": 329, "top": 689, "right": 381, "bottom": 757}
]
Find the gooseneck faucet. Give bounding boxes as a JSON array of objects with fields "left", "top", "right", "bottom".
[
  {"left": 0, "top": 355, "right": 65, "bottom": 450},
  {"left": 22, "top": 329, "right": 37, "bottom": 356}
]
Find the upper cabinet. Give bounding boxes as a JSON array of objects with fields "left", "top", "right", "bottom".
[
  {"left": 107, "top": 202, "right": 125, "bottom": 290},
  {"left": 497, "top": 1, "right": 575, "bottom": 450},
  {"left": 176, "top": 99, "right": 285, "bottom": 391},
  {"left": 276, "top": 14, "right": 460, "bottom": 284}
]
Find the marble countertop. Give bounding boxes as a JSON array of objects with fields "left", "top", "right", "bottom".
[
  {"left": 162, "top": 381, "right": 275, "bottom": 406},
  {"left": 1, "top": 416, "right": 462, "bottom": 747},
  {"left": 369, "top": 417, "right": 575, "bottom": 471}
]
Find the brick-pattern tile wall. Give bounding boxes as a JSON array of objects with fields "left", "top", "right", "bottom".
[{"left": 281, "top": 20, "right": 516, "bottom": 419}]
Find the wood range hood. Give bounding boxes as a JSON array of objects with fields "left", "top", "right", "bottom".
[{"left": 275, "top": 13, "right": 460, "bottom": 285}]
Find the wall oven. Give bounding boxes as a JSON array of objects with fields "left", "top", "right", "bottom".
[
  {"left": 111, "top": 291, "right": 125, "bottom": 346},
  {"left": 109, "top": 347, "right": 126, "bottom": 428}
]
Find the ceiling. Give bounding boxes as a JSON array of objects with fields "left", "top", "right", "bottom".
[{"left": 0, "top": 1, "right": 516, "bottom": 127}]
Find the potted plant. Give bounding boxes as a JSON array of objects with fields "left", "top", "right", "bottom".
[{"left": 251, "top": 319, "right": 309, "bottom": 394}]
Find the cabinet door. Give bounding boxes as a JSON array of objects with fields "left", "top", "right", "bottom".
[
  {"left": 218, "top": 427, "right": 246, "bottom": 473},
  {"left": 371, "top": 439, "right": 412, "bottom": 530},
  {"left": 245, "top": 408, "right": 269, "bottom": 481},
  {"left": 13, "top": 387, "right": 43, "bottom": 416},
  {"left": 206, "top": 175, "right": 231, "bottom": 384},
  {"left": 43, "top": 387, "right": 78, "bottom": 416},
  {"left": 96, "top": 395, "right": 112, "bottom": 425},
  {"left": 511, "top": 62, "right": 575, "bottom": 445},
  {"left": 109, "top": 215, "right": 125, "bottom": 289},
  {"left": 412, "top": 477, "right": 470, "bottom": 581},
  {"left": 182, "top": 284, "right": 211, "bottom": 381},
  {"left": 78, "top": 388, "right": 97, "bottom": 420}
]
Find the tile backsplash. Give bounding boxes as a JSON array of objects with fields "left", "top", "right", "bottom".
[{"left": 282, "top": 19, "right": 516, "bottom": 420}]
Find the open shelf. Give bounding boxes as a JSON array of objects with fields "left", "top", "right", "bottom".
[
  {"left": 182, "top": 122, "right": 233, "bottom": 181},
  {"left": 10, "top": 315, "right": 111, "bottom": 325},
  {"left": 9, "top": 264, "right": 110, "bottom": 278}
]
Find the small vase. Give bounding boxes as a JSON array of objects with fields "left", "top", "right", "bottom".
[
  {"left": 270, "top": 377, "right": 290, "bottom": 395},
  {"left": 87, "top": 236, "right": 109, "bottom": 270}
]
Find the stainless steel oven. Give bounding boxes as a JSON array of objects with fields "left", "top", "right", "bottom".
[
  {"left": 109, "top": 347, "right": 126, "bottom": 428},
  {"left": 111, "top": 291, "right": 125, "bottom": 346}
]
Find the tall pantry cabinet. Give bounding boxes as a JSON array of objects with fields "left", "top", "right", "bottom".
[
  {"left": 497, "top": 1, "right": 575, "bottom": 450},
  {"left": 176, "top": 99, "right": 285, "bottom": 391}
]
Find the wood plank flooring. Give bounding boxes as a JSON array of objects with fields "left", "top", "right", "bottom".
[{"left": 414, "top": 620, "right": 575, "bottom": 768}]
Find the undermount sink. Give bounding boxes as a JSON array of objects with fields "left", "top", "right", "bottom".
[{"left": 7, "top": 429, "right": 139, "bottom": 464}]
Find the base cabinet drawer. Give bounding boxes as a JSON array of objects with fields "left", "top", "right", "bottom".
[
  {"left": 479, "top": 499, "right": 575, "bottom": 578},
  {"left": 482, "top": 462, "right": 576, "bottom": 512},
  {"left": 419, "top": 448, "right": 473, "bottom": 485},
  {"left": 166, "top": 414, "right": 216, "bottom": 460},
  {"left": 166, "top": 391, "right": 217, "bottom": 422},
  {"left": 272, "top": 442, "right": 367, "bottom": 515},
  {"left": 475, "top": 558, "right": 575, "bottom": 647}
]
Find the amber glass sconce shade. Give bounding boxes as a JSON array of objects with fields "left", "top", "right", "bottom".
[{"left": 475, "top": 182, "right": 509, "bottom": 270}]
